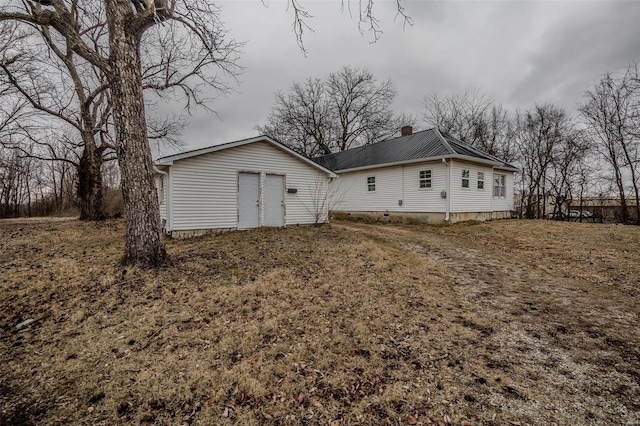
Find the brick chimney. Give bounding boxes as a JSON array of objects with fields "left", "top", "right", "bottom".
[{"left": 401, "top": 126, "right": 413, "bottom": 137}]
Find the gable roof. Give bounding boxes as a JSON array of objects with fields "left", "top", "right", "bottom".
[
  {"left": 313, "top": 128, "right": 518, "bottom": 173},
  {"left": 154, "top": 135, "right": 337, "bottom": 177}
]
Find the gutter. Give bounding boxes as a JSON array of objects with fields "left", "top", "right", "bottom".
[
  {"left": 153, "top": 164, "right": 171, "bottom": 232},
  {"left": 332, "top": 154, "right": 516, "bottom": 174}
]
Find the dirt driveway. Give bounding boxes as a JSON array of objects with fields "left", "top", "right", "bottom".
[{"left": 333, "top": 220, "right": 640, "bottom": 425}]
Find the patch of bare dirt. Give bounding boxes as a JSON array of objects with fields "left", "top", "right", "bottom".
[{"left": 0, "top": 218, "right": 638, "bottom": 425}]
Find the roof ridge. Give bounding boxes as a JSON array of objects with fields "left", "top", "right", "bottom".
[
  {"left": 315, "top": 128, "right": 437, "bottom": 159},
  {"left": 441, "top": 132, "right": 517, "bottom": 168},
  {"left": 434, "top": 128, "right": 455, "bottom": 154}
]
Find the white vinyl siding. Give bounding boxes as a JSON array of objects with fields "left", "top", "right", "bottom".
[
  {"left": 492, "top": 171, "right": 513, "bottom": 211},
  {"left": 449, "top": 161, "right": 513, "bottom": 213},
  {"left": 168, "top": 141, "right": 330, "bottom": 231},
  {"left": 331, "top": 161, "right": 447, "bottom": 213},
  {"left": 331, "top": 159, "right": 514, "bottom": 217},
  {"left": 155, "top": 175, "right": 167, "bottom": 224}
]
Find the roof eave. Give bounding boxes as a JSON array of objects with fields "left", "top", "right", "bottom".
[
  {"left": 333, "top": 154, "right": 516, "bottom": 174},
  {"left": 154, "top": 135, "right": 336, "bottom": 177}
]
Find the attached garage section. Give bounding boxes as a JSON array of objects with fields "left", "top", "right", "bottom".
[{"left": 154, "top": 136, "right": 336, "bottom": 237}]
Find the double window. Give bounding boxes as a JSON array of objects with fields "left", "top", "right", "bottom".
[
  {"left": 477, "top": 172, "right": 485, "bottom": 190},
  {"left": 367, "top": 176, "right": 376, "bottom": 192},
  {"left": 461, "top": 169, "right": 470, "bottom": 188},
  {"left": 494, "top": 174, "right": 506, "bottom": 197},
  {"left": 419, "top": 170, "right": 432, "bottom": 189}
]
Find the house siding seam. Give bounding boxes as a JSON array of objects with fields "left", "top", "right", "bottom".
[{"left": 168, "top": 141, "right": 330, "bottom": 231}]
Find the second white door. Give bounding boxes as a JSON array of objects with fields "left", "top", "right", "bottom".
[{"left": 264, "top": 174, "right": 285, "bottom": 227}]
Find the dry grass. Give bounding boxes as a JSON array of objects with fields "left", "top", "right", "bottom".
[{"left": 0, "top": 218, "right": 638, "bottom": 425}]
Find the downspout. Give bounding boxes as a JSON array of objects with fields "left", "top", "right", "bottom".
[
  {"left": 491, "top": 167, "right": 495, "bottom": 215},
  {"left": 153, "top": 164, "right": 170, "bottom": 232},
  {"left": 442, "top": 158, "right": 450, "bottom": 222}
]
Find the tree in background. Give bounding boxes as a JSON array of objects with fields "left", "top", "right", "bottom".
[
  {"left": 0, "top": 18, "right": 113, "bottom": 220},
  {"left": 423, "top": 90, "right": 516, "bottom": 163},
  {"left": 258, "top": 66, "right": 413, "bottom": 157},
  {"left": 1, "top": 1, "right": 240, "bottom": 267},
  {"left": 579, "top": 63, "right": 639, "bottom": 224},
  {"left": 513, "top": 104, "right": 583, "bottom": 219}
]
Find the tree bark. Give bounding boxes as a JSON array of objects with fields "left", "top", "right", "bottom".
[
  {"left": 106, "top": 0, "right": 166, "bottom": 267},
  {"left": 77, "top": 143, "right": 106, "bottom": 221}
]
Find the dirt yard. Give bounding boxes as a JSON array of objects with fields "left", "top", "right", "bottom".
[{"left": 1, "top": 218, "right": 638, "bottom": 425}]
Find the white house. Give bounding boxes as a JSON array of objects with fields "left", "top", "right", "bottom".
[
  {"left": 154, "top": 136, "right": 336, "bottom": 238},
  {"left": 314, "top": 127, "right": 518, "bottom": 224}
]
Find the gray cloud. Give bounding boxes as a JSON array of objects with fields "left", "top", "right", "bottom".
[{"left": 155, "top": 1, "right": 640, "bottom": 154}]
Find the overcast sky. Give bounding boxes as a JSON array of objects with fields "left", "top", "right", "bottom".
[{"left": 159, "top": 0, "right": 639, "bottom": 155}]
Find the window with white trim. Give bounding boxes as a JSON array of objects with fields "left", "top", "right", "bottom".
[
  {"left": 477, "top": 172, "right": 485, "bottom": 190},
  {"left": 494, "top": 173, "right": 506, "bottom": 197},
  {"left": 461, "top": 169, "right": 470, "bottom": 188},
  {"left": 419, "top": 170, "right": 432, "bottom": 189},
  {"left": 367, "top": 176, "right": 376, "bottom": 192}
]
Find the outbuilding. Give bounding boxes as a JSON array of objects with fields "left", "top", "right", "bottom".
[{"left": 154, "top": 136, "right": 336, "bottom": 238}]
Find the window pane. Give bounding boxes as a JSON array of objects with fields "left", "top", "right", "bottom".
[
  {"left": 367, "top": 176, "right": 375, "bottom": 191},
  {"left": 478, "top": 172, "right": 484, "bottom": 180},
  {"left": 419, "top": 170, "right": 431, "bottom": 188},
  {"left": 478, "top": 181, "right": 484, "bottom": 189}
]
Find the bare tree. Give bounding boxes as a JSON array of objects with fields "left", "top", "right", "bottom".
[
  {"left": 327, "top": 66, "right": 398, "bottom": 151},
  {"left": 579, "top": 64, "right": 640, "bottom": 224},
  {"left": 0, "top": 18, "right": 113, "bottom": 220},
  {"left": 258, "top": 65, "right": 401, "bottom": 156},
  {"left": 423, "top": 90, "right": 516, "bottom": 162},
  {"left": 546, "top": 130, "right": 590, "bottom": 220},
  {"left": 284, "top": 0, "right": 413, "bottom": 54},
  {"left": 1, "top": 0, "right": 240, "bottom": 267},
  {"left": 514, "top": 104, "right": 576, "bottom": 219},
  {"left": 259, "top": 78, "right": 335, "bottom": 157}
]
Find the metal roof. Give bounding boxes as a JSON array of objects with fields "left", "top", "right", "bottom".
[{"left": 313, "top": 128, "right": 517, "bottom": 172}]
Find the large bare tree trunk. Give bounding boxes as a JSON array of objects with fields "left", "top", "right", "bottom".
[
  {"left": 106, "top": 0, "right": 166, "bottom": 267},
  {"left": 77, "top": 143, "right": 106, "bottom": 221}
]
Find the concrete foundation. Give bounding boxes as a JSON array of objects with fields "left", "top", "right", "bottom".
[
  {"left": 331, "top": 210, "right": 512, "bottom": 224},
  {"left": 167, "top": 227, "right": 233, "bottom": 239}
]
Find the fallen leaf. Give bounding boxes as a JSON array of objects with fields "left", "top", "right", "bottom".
[{"left": 407, "top": 414, "right": 418, "bottom": 425}]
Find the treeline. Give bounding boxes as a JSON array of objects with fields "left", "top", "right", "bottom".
[
  {"left": 2, "top": 63, "right": 638, "bottom": 224},
  {"left": 0, "top": 144, "right": 122, "bottom": 219},
  {"left": 260, "top": 64, "right": 640, "bottom": 224}
]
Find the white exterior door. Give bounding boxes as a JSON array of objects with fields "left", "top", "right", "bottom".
[
  {"left": 238, "top": 172, "right": 260, "bottom": 229},
  {"left": 265, "top": 174, "right": 285, "bottom": 227}
]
